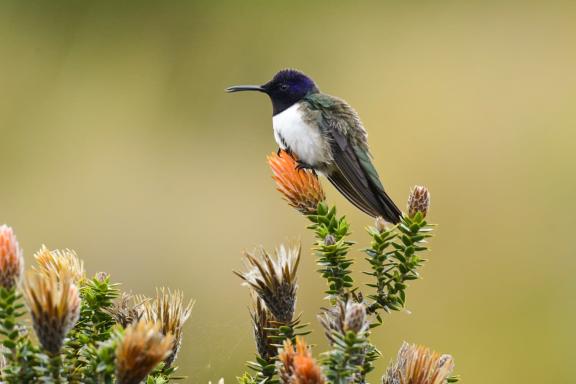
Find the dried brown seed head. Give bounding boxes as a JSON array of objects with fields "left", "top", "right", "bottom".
[
  {"left": 236, "top": 244, "right": 300, "bottom": 324},
  {"left": 140, "top": 288, "right": 194, "bottom": 367},
  {"left": 105, "top": 292, "right": 148, "bottom": 328},
  {"left": 407, "top": 186, "right": 431, "bottom": 218},
  {"left": 343, "top": 301, "right": 368, "bottom": 335},
  {"left": 115, "top": 320, "right": 174, "bottom": 384},
  {"left": 382, "top": 342, "right": 455, "bottom": 384},
  {"left": 23, "top": 270, "right": 81, "bottom": 354}
]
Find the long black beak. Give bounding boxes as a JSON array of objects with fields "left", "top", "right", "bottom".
[{"left": 225, "top": 85, "right": 265, "bottom": 93}]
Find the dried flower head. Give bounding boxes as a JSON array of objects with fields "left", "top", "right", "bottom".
[
  {"left": 323, "top": 234, "right": 336, "bottom": 246},
  {"left": 319, "top": 300, "right": 369, "bottom": 342},
  {"left": 407, "top": 186, "right": 430, "bottom": 218},
  {"left": 0, "top": 225, "right": 24, "bottom": 290},
  {"left": 34, "top": 245, "right": 85, "bottom": 283},
  {"left": 115, "top": 320, "right": 174, "bottom": 384},
  {"left": 23, "top": 270, "right": 81, "bottom": 354},
  {"left": 278, "top": 337, "right": 325, "bottom": 384},
  {"left": 267, "top": 150, "right": 326, "bottom": 215},
  {"left": 235, "top": 244, "right": 301, "bottom": 324},
  {"left": 382, "top": 342, "right": 455, "bottom": 384},
  {"left": 343, "top": 301, "right": 368, "bottom": 334},
  {"left": 374, "top": 217, "right": 387, "bottom": 233},
  {"left": 141, "top": 288, "right": 194, "bottom": 367},
  {"left": 105, "top": 292, "right": 148, "bottom": 328},
  {"left": 250, "top": 296, "right": 278, "bottom": 361}
]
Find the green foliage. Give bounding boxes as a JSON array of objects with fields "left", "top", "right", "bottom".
[
  {"left": 65, "top": 274, "right": 120, "bottom": 381},
  {"left": 307, "top": 202, "right": 355, "bottom": 300},
  {"left": 0, "top": 274, "right": 186, "bottom": 383},
  {"left": 0, "top": 287, "right": 39, "bottom": 383},
  {"left": 237, "top": 372, "right": 258, "bottom": 384},
  {"left": 246, "top": 355, "right": 279, "bottom": 384},
  {"left": 364, "top": 212, "right": 432, "bottom": 324},
  {"left": 78, "top": 328, "right": 121, "bottom": 384},
  {"left": 321, "top": 328, "right": 370, "bottom": 384},
  {"left": 247, "top": 316, "right": 310, "bottom": 384}
]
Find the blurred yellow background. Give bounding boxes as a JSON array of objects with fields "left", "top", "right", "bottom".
[{"left": 1, "top": 1, "right": 575, "bottom": 382}]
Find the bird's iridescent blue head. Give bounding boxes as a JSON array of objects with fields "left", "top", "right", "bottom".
[{"left": 226, "top": 69, "right": 319, "bottom": 115}]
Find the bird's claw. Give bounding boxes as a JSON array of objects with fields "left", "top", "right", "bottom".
[{"left": 295, "top": 161, "right": 314, "bottom": 171}]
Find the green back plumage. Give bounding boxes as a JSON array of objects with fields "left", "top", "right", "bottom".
[{"left": 302, "top": 92, "right": 401, "bottom": 222}]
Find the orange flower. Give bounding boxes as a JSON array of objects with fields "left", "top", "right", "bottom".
[
  {"left": 0, "top": 225, "right": 23, "bottom": 290},
  {"left": 267, "top": 151, "right": 325, "bottom": 215},
  {"left": 278, "top": 337, "right": 325, "bottom": 384}
]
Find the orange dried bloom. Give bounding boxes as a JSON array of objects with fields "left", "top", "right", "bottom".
[
  {"left": 267, "top": 151, "right": 325, "bottom": 215},
  {"left": 382, "top": 342, "right": 455, "bottom": 384},
  {"left": 278, "top": 337, "right": 325, "bottom": 384},
  {"left": 0, "top": 225, "right": 23, "bottom": 290}
]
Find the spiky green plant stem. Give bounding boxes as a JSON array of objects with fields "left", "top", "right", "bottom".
[
  {"left": 322, "top": 329, "right": 370, "bottom": 384},
  {"left": 0, "top": 287, "right": 38, "bottom": 383},
  {"left": 364, "top": 212, "right": 432, "bottom": 325},
  {"left": 247, "top": 316, "right": 309, "bottom": 384},
  {"left": 65, "top": 274, "right": 119, "bottom": 381},
  {"left": 48, "top": 353, "right": 64, "bottom": 383},
  {"left": 307, "top": 203, "right": 354, "bottom": 301}
]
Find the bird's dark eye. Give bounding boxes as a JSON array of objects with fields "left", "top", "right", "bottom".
[{"left": 279, "top": 83, "right": 289, "bottom": 91}]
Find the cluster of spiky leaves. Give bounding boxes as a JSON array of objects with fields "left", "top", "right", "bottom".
[{"left": 0, "top": 227, "right": 192, "bottom": 383}]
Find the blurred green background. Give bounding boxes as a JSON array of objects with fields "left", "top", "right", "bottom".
[{"left": 1, "top": 0, "right": 575, "bottom": 382}]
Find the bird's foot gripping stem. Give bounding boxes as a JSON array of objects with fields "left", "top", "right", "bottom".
[{"left": 295, "top": 160, "right": 315, "bottom": 173}]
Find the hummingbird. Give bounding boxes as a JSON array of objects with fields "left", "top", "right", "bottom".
[{"left": 226, "top": 69, "right": 401, "bottom": 223}]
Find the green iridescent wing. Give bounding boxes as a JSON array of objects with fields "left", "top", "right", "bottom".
[{"left": 306, "top": 94, "right": 401, "bottom": 222}]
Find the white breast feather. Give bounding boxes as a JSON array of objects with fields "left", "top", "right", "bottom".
[{"left": 272, "top": 103, "right": 325, "bottom": 166}]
